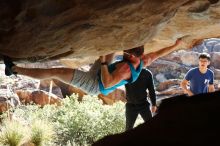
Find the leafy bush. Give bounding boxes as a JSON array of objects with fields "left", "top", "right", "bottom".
[
  {"left": 1, "top": 94, "right": 127, "bottom": 146},
  {"left": 51, "top": 94, "right": 126, "bottom": 145}
]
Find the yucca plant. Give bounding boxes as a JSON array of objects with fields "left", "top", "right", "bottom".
[
  {"left": 0, "top": 120, "right": 26, "bottom": 146},
  {"left": 30, "top": 120, "right": 55, "bottom": 146}
]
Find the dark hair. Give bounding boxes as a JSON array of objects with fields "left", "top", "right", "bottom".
[
  {"left": 199, "top": 53, "right": 210, "bottom": 61},
  {"left": 123, "top": 46, "right": 144, "bottom": 57}
]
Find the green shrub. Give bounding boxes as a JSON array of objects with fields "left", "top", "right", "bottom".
[
  {"left": 1, "top": 94, "right": 127, "bottom": 146},
  {"left": 52, "top": 95, "right": 126, "bottom": 145}
]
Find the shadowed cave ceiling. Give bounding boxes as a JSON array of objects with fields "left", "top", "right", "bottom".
[{"left": 0, "top": 0, "right": 219, "bottom": 67}]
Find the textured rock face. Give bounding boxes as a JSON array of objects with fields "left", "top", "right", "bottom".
[
  {"left": 144, "top": 0, "right": 220, "bottom": 52},
  {"left": 0, "top": 0, "right": 220, "bottom": 66}
]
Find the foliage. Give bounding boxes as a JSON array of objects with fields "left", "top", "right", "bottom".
[
  {"left": 50, "top": 94, "right": 126, "bottom": 145},
  {"left": 0, "top": 94, "right": 128, "bottom": 146}
]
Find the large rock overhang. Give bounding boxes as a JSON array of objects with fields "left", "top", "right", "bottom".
[{"left": 0, "top": 0, "right": 219, "bottom": 66}]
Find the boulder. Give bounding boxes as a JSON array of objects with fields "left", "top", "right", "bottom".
[
  {"left": 210, "top": 52, "right": 220, "bottom": 69},
  {"left": 157, "top": 86, "right": 184, "bottom": 97},
  {"left": 16, "top": 89, "right": 62, "bottom": 106},
  {"left": 0, "top": 0, "right": 219, "bottom": 66},
  {"left": 0, "top": 89, "right": 20, "bottom": 113},
  {"left": 39, "top": 79, "right": 64, "bottom": 98},
  {"left": 98, "top": 88, "right": 126, "bottom": 105},
  {"left": 157, "top": 79, "right": 182, "bottom": 91},
  {"left": 93, "top": 91, "right": 220, "bottom": 146}
]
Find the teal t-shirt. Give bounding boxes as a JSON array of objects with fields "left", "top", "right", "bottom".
[{"left": 98, "top": 60, "right": 143, "bottom": 95}]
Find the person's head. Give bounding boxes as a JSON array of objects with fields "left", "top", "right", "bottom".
[
  {"left": 123, "top": 46, "right": 144, "bottom": 61},
  {"left": 198, "top": 53, "right": 211, "bottom": 69}
]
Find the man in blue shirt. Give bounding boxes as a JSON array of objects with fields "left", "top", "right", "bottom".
[{"left": 181, "top": 53, "right": 215, "bottom": 96}]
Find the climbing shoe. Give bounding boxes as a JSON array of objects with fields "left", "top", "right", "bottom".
[{"left": 3, "top": 56, "right": 17, "bottom": 76}]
